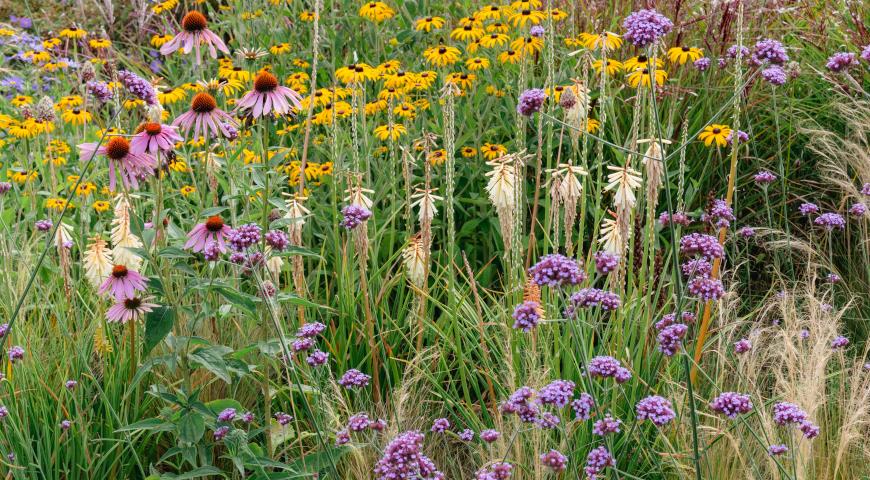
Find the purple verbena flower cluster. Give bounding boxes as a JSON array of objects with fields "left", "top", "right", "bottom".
[
  {"left": 587, "top": 356, "right": 631, "bottom": 383},
  {"left": 340, "top": 205, "right": 373, "bottom": 230},
  {"left": 826, "top": 52, "right": 858, "bottom": 72},
  {"left": 593, "top": 251, "right": 619, "bottom": 274},
  {"left": 528, "top": 254, "right": 585, "bottom": 288},
  {"left": 710, "top": 392, "right": 753, "bottom": 418},
  {"left": 374, "top": 431, "right": 442, "bottom": 480},
  {"left": 622, "top": 9, "right": 673, "bottom": 48},
  {"left": 635, "top": 395, "right": 676, "bottom": 426},
  {"left": 511, "top": 300, "right": 542, "bottom": 332},
  {"left": 338, "top": 368, "right": 371, "bottom": 389},
  {"left": 516, "top": 88, "right": 546, "bottom": 116}
]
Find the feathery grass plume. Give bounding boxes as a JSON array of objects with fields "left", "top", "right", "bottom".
[
  {"left": 83, "top": 236, "right": 113, "bottom": 288},
  {"left": 547, "top": 163, "right": 588, "bottom": 254},
  {"left": 485, "top": 155, "right": 519, "bottom": 255},
  {"left": 110, "top": 195, "right": 143, "bottom": 270},
  {"left": 638, "top": 138, "right": 669, "bottom": 209}
]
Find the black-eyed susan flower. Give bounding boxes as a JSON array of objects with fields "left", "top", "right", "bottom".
[
  {"left": 579, "top": 32, "right": 623, "bottom": 51},
  {"left": 460, "top": 146, "right": 478, "bottom": 158},
  {"left": 667, "top": 46, "right": 703, "bottom": 65},
  {"left": 384, "top": 71, "right": 414, "bottom": 89},
  {"left": 365, "top": 99, "right": 388, "bottom": 115},
  {"left": 414, "top": 71, "right": 438, "bottom": 90},
  {"left": 626, "top": 67, "right": 667, "bottom": 88},
  {"left": 180, "top": 185, "right": 196, "bottom": 196},
  {"left": 545, "top": 85, "right": 567, "bottom": 102},
  {"left": 152, "top": 0, "right": 178, "bottom": 14},
  {"left": 549, "top": 8, "right": 568, "bottom": 21},
  {"left": 446, "top": 72, "right": 476, "bottom": 90},
  {"left": 466, "top": 57, "right": 491, "bottom": 70},
  {"left": 93, "top": 200, "right": 110, "bottom": 212},
  {"left": 498, "top": 49, "right": 523, "bottom": 64},
  {"left": 512, "top": 0, "right": 542, "bottom": 8},
  {"left": 56, "top": 95, "right": 83, "bottom": 110},
  {"left": 336, "top": 63, "right": 377, "bottom": 84},
  {"left": 592, "top": 59, "right": 623, "bottom": 76},
  {"left": 299, "top": 11, "right": 318, "bottom": 21},
  {"left": 150, "top": 34, "right": 173, "bottom": 48},
  {"left": 414, "top": 16, "right": 445, "bottom": 32},
  {"left": 373, "top": 124, "right": 407, "bottom": 141},
  {"left": 457, "top": 15, "right": 483, "bottom": 28},
  {"left": 510, "top": 36, "right": 543, "bottom": 55},
  {"left": 698, "top": 124, "right": 731, "bottom": 147},
  {"left": 393, "top": 102, "right": 416, "bottom": 119},
  {"left": 623, "top": 55, "right": 664, "bottom": 72},
  {"left": 451, "top": 24, "right": 484, "bottom": 42},
  {"left": 157, "top": 87, "right": 187, "bottom": 105},
  {"left": 221, "top": 65, "right": 252, "bottom": 82},
  {"left": 359, "top": 2, "right": 395, "bottom": 22},
  {"left": 480, "top": 33, "right": 509, "bottom": 48},
  {"left": 378, "top": 60, "right": 401, "bottom": 75},
  {"left": 89, "top": 38, "right": 111, "bottom": 49},
  {"left": 428, "top": 149, "right": 447, "bottom": 166},
  {"left": 477, "top": 5, "right": 506, "bottom": 21},
  {"left": 423, "top": 45, "right": 461, "bottom": 67},
  {"left": 377, "top": 87, "right": 407, "bottom": 102},
  {"left": 42, "top": 38, "right": 61, "bottom": 49},
  {"left": 62, "top": 108, "right": 92, "bottom": 125},
  {"left": 75, "top": 181, "right": 97, "bottom": 197},
  {"left": 11, "top": 95, "right": 32, "bottom": 107},
  {"left": 509, "top": 8, "right": 546, "bottom": 27},
  {"left": 586, "top": 118, "right": 601, "bottom": 134},
  {"left": 270, "top": 42, "right": 291, "bottom": 55},
  {"left": 486, "top": 22, "right": 510, "bottom": 34},
  {"left": 485, "top": 85, "right": 505, "bottom": 97},
  {"left": 59, "top": 26, "right": 88, "bottom": 39},
  {"left": 482, "top": 142, "right": 507, "bottom": 160}
]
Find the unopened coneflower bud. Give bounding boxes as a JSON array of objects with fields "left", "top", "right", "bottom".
[
  {"left": 79, "top": 61, "right": 96, "bottom": 83},
  {"left": 35, "top": 96, "right": 56, "bottom": 122}
]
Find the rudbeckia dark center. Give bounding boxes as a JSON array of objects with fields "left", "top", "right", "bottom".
[
  {"left": 712, "top": 128, "right": 721, "bottom": 134},
  {"left": 181, "top": 11, "right": 208, "bottom": 32},
  {"left": 106, "top": 137, "right": 130, "bottom": 160}
]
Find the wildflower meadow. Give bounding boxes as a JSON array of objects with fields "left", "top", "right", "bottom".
[{"left": 1, "top": 0, "right": 869, "bottom": 478}]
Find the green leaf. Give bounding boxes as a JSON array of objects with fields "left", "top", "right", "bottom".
[
  {"left": 172, "top": 466, "right": 226, "bottom": 479},
  {"left": 144, "top": 306, "right": 176, "bottom": 356},
  {"left": 200, "top": 206, "right": 229, "bottom": 217},
  {"left": 189, "top": 347, "right": 231, "bottom": 383},
  {"left": 212, "top": 285, "right": 260, "bottom": 316},
  {"left": 206, "top": 399, "right": 244, "bottom": 416},
  {"left": 159, "top": 247, "right": 193, "bottom": 259},
  {"left": 275, "top": 293, "right": 324, "bottom": 309},
  {"left": 178, "top": 412, "right": 205, "bottom": 444},
  {"left": 116, "top": 418, "right": 174, "bottom": 433}
]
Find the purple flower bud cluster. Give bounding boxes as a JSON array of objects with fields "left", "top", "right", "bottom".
[
  {"left": 622, "top": 9, "right": 673, "bottom": 48},
  {"left": 228, "top": 223, "right": 262, "bottom": 251},
  {"left": 709, "top": 392, "right": 753, "bottom": 418},
  {"left": 217, "top": 408, "right": 237, "bottom": 422},
  {"left": 799, "top": 202, "right": 820, "bottom": 216},
  {"left": 593, "top": 251, "right": 619, "bottom": 274},
  {"left": 501, "top": 386, "right": 540, "bottom": 423},
  {"left": 738, "top": 226, "right": 755, "bottom": 238},
  {"left": 213, "top": 425, "right": 229, "bottom": 441},
  {"left": 117, "top": 70, "right": 158, "bottom": 105},
  {"left": 768, "top": 444, "right": 788, "bottom": 456},
  {"left": 86, "top": 81, "right": 113, "bottom": 103},
  {"left": 734, "top": 338, "right": 752, "bottom": 353},
  {"left": 694, "top": 57, "right": 711, "bottom": 71},
  {"left": 773, "top": 402, "right": 819, "bottom": 439},
  {"left": 635, "top": 395, "right": 676, "bottom": 426},
  {"left": 587, "top": 356, "right": 631, "bottom": 383},
  {"left": 656, "top": 323, "right": 688, "bottom": 356},
  {"left": 655, "top": 312, "right": 696, "bottom": 330},
  {"left": 752, "top": 39, "right": 789, "bottom": 65},
  {"left": 831, "top": 335, "right": 849, "bottom": 349},
  {"left": 681, "top": 258, "right": 712, "bottom": 277},
  {"left": 584, "top": 446, "right": 615, "bottom": 480},
  {"left": 528, "top": 254, "right": 585, "bottom": 288},
  {"left": 702, "top": 199, "right": 735, "bottom": 228},
  {"left": 265, "top": 230, "right": 290, "bottom": 251},
  {"left": 687, "top": 275, "right": 725, "bottom": 301},
  {"left": 762, "top": 66, "right": 787, "bottom": 86},
  {"left": 726, "top": 44, "right": 750, "bottom": 61},
  {"left": 564, "top": 288, "right": 621, "bottom": 315},
  {"left": 8, "top": 346, "right": 24, "bottom": 363},
  {"left": 338, "top": 368, "right": 371, "bottom": 389},
  {"left": 292, "top": 337, "right": 314, "bottom": 352},
  {"left": 475, "top": 462, "right": 512, "bottom": 480},
  {"left": 592, "top": 414, "right": 622, "bottom": 436},
  {"left": 459, "top": 429, "right": 474, "bottom": 441},
  {"left": 274, "top": 412, "right": 293, "bottom": 425},
  {"left": 306, "top": 349, "right": 329, "bottom": 367},
  {"left": 659, "top": 210, "right": 692, "bottom": 226},
  {"left": 297, "top": 322, "right": 326, "bottom": 338},
  {"left": 814, "top": 212, "right": 846, "bottom": 231},
  {"left": 374, "top": 431, "right": 442, "bottom": 480},
  {"left": 516, "top": 88, "right": 546, "bottom": 116},
  {"left": 529, "top": 26, "right": 545, "bottom": 38},
  {"left": 349, "top": 412, "right": 372, "bottom": 432},
  {"left": 862, "top": 45, "right": 870, "bottom": 62},
  {"left": 849, "top": 202, "right": 866, "bottom": 217},
  {"left": 680, "top": 233, "right": 724, "bottom": 260},
  {"left": 572, "top": 393, "right": 595, "bottom": 420},
  {"left": 754, "top": 170, "right": 777, "bottom": 185},
  {"left": 826, "top": 52, "right": 858, "bottom": 72},
  {"left": 511, "top": 300, "right": 542, "bottom": 332},
  {"left": 726, "top": 129, "right": 750, "bottom": 145},
  {"left": 540, "top": 449, "right": 568, "bottom": 472},
  {"left": 480, "top": 429, "right": 500, "bottom": 442},
  {"left": 430, "top": 417, "right": 450, "bottom": 433},
  {"left": 340, "top": 205, "right": 373, "bottom": 230},
  {"left": 862, "top": 183, "right": 870, "bottom": 196},
  {"left": 35, "top": 219, "right": 53, "bottom": 232},
  {"left": 537, "top": 380, "right": 575, "bottom": 408},
  {"left": 65, "top": 380, "right": 77, "bottom": 390}
]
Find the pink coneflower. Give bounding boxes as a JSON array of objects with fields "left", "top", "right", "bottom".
[
  {"left": 99, "top": 265, "right": 148, "bottom": 300},
  {"left": 236, "top": 71, "right": 302, "bottom": 118},
  {"left": 185, "top": 215, "right": 231, "bottom": 253},
  {"left": 131, "top": 122, "right": 183, "bottom": 155},
  {"left": 106, "top": 296, "right": 158, "bottom": 324},
  {"left": 78, "top": 137, "right": 156, "bottom": 191},
  {"left": 172, "top": 92, "right": 236, "bottom": 141},
  {"left": 159, "top": 11, "right": 229, "bottom": 65}
]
